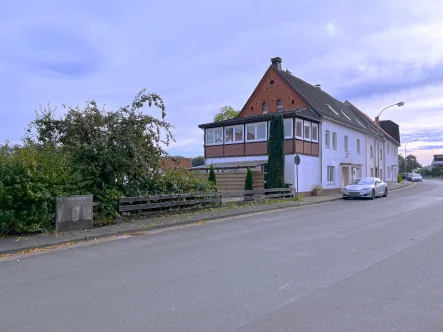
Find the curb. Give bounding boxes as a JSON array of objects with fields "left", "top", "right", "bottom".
[{"left": 0, "top": 183, "right": 415, "bottom": 256}]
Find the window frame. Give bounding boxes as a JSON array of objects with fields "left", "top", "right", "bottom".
[
  {"left": 380, "top": 148, "right": 383, "bottom": 160},
  {"left": 357, "top": 138, "right": 361, "bottom": 154},
  {"left": 325, "top": 130, "right": 330, "bottom": 148},
  {"left": 284, "top": 118, "right": 293, "bottom": 139},
  {"left": 311, "top": 123, "right": 319, "bottom": 143},
  {"left": 245, "top": 122, "right": 267, "bottom": 142},
  {"left": 224, "top": 125, "right": 244, "bottom": 144},
  {"left": 205, "top": 128, "right": 223, "bottom": 146},
  {"left": 277, "top": 99, "right": 283, "bottom": 112},
  {"left": 304, "top": 121, "right": 312, "bottom": 141},
  {"left": 332, "top": 132, "right": 337, "bottom": 149},
  {"left": 327, "top": 166, "right": 335, "bottom": 183},
  {"left": 295, "top": 119, "right": 304, "bottom": 140},
  {"left": 344, "top": 135, "right": 349, "bottom": 152},
  {"left": 262, "top": 102, "right": 268, "bottom": 114}
]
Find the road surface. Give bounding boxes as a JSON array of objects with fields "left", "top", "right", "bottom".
[{"left": 1, "top": 180, "right": 443, "bottom": 331}]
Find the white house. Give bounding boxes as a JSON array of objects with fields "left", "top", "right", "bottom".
[{"left": 198, "top": 57, "right": 401, "bottom": 194}]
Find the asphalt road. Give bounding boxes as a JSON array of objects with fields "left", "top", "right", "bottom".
[{"left": 2, "top": 180, "right": 443, "bottom": 332}]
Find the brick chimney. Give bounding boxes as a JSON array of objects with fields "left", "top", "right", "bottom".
[{"left": 271, "top": 57, "right": 282, "bottom": 70}]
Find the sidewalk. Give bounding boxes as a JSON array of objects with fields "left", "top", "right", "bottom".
[{"left": 0, "top": 181, "right": 414, "bottom": 255}]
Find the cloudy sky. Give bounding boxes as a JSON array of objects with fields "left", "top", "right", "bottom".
[{"left": 1, "top": 0, "right": 442, "bottom": 165}]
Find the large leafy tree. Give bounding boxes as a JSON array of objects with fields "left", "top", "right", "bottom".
[
  {"left": 267, "top": 114, "right": 285, "bottom": 188},
  {"left": 399, "top": 154, "right": 422, "bottom": 173},
  {"left": 214, "top": 105, "right": 239, "bottom": 122},
  {"left": 192, "top": 156, "right": 205, "bottom": 167},
  {"left": 25, "top": 89, "right": 174, "bottom": 199}
]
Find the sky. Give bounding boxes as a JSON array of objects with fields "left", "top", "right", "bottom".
[{"left": 1, "top": 0, "right": 442, "bottom": 166}]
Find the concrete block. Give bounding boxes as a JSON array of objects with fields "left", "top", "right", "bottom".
[{"left": 55, "top": 195, "right": 93, "bottom": 232}]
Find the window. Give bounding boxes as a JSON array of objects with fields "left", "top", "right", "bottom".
[
  {"left": 344, "top": 135, "right": 348, "bottom": 152},
  {"left": 327, "top": 104, "right": 339, "bottom": 115},
  {"left": 225, "top": 125, "right": 244, "bottom": 144},
  {"left": 325, "top": 130, "right": 330, "bottom": 148},
  {"left": 262, "top": 102, "right": 268, "bottom": 114},
  {"left": 357, "top": 139, "right": 361, "bottom": 154},
  {"left": 312, "top": 123, "right": 319, "bottom": 142},
  {"left": 304, "top": 121, "right": 311, "bottom": 141},
  {"left": 380, "top": 169, "right": 383, "bottom": 180},
  {"left": 277, "top": 99, "right": 283, "bottom": 112},
  {"left": 295, "top": 119, "right": 303, "bottom": 139},
  {"left": 206, "top": 128, "right": 223, "bottom": 145},
  {"left": 388, "top": 167, "right": 391, "bottom": 178},
  {"left": 380, "top": 148, "right": 383, "bottom": 160},
  {"left": 284, "top": 118, "right": 293, "bottom": 139},
  {"left": 327, "top": 166, "right": 335, "bottom": 183},
  {"left": 370, "top": 145, "right": 373, "bottom": 158},
  {"left": 332, "top": 132, "right": 337, "bottom": 149},
  {"left": 370, "top": 168, "right": 373, "bottom": 177},
  {"left": 246, "top": 122, "right": 267, "bottom": 142}
]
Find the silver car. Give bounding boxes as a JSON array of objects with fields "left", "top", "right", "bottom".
[{"left": 341, "top": 177, "right": 388, "bottom": 200}]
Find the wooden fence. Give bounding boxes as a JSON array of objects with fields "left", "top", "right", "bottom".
[
  {"left": 118, "top": 188, "right": 295, "bottom": 214},
  {"left": 195, "top": 171, "right": 264, "bottom": 192}
]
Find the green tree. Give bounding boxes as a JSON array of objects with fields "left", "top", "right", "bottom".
[
  {"left": 25, "top": 89, "right": 174, "bottom": 218},
  {"left": 398, "top": 154, "right": 422, "bottom": 173},
  {"left": 214, "top": 105, "right": 239, "bottom": 122},
  {"left": 192, "top": 156, "right": 205, "bottom": 167},
  {"left": 208, "top": 164, "right": 216, "bottom": 184},
  {"left": 244, "top": 168, "right": 254, "bottom": 190},
  {"left": 431, "top": 166, "right": 443, "bottom": 178},
  {"left": 267, "top": 114, "right": 285, "bottom": 188}
]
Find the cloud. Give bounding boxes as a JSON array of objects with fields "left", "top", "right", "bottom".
[{"left": 1, "top": 0, "right": 443, "bottom": 165}]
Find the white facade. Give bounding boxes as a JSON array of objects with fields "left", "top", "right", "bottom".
[
  {"left": 320, "top": 120, "right": 367, "bottom": 190},
  {"left": 365, "top": 135, "right": 398, "bottom": 183}
]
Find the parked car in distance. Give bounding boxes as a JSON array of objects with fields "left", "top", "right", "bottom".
[
  {"left": 402, "top": 172, "right": 412, "bottom": 180},
  {"left": 341, "top": 177, "right": 388, "bottom": 200},
  {"left": 409, "top": 173, "right": 423, "bottom": 182}
]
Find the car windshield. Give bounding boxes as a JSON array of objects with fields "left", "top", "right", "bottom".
[
  {"left": 412, "top": 174, "right": 421, "bottom": 177},
  {"left": 351, "top": 178, "right": 374, "bottom": 185}
]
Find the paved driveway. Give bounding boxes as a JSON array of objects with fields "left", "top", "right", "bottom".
[{"left": 1, "top": 180, "right": 442, "bottom": 331}]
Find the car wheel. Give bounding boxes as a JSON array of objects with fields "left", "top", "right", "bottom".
[
  {"left": 383, "top": 187, "right": 388, "bottom": 197},
  {"left": 371, "top": 189, "right": 376, "bottom": 200}
]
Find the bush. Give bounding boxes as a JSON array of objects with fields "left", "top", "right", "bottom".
[
  {"left": 0, "top": 143, "right": 82, "bottom": 235},
  {"left": 244, "top": 168, "right": 254, "bottom": 190},
  {"left": 208, "top": 164, "right": 216, "bottom": 185},
  {"left": 398, "top": 173, "right": 402, "bottom": 183}
]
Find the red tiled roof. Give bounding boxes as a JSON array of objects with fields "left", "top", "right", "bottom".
[{"left": 161, "top": 157, "right": 192, "bottom": 170}]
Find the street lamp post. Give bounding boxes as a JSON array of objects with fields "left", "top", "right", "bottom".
[
  {"left": 375, "top": 102, "right": 404, "bottom": 180},
  {"left": 404, "top": 138, "right": 418, "bottom": 174}
]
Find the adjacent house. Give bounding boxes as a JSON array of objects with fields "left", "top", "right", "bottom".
[
  {"left": 198, "top": 57, "right": 400, "bottom": 195},
  {"left": 431, "top": 155, "right": 443, "bottom": 167}
]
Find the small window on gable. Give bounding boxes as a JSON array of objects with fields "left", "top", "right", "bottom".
[
  {"left": 370, "top": 145, "right": 373, "bottom": 158},
  {"left": 357, "top": 139, "right": 361, "bottom": 154},
  {"left": 312, "top": 123, "right": 319, "bottom": 142},
  {"left": 332, "top": 132, "right": 337, "bottom": 149},
  {"left": 262, "top": 102, "right": 268, "bottom": 114},
  {"left": 325, "top": 130, "right": 330, "bottom": 148},
  {"left": 344, "top": 135, "right": 349, "bottom": 152},
  {"left": 327, "top": 104, "right": 339, "bottom": 115},
  {"left": 277, "top": 99, "right": 283, "bottom": 112},
  {"left": 295, "top": 119, "right": 303, "bottom": 139}
]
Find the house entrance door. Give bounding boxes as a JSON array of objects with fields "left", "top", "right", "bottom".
[{"left": 341, "top": 166, "right": 350, "bottom": 187}]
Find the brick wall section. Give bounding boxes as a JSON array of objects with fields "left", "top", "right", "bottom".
[
  {"left": 205, "top": 145, "right": 224, "bottom": 158},
  {"left": 284, "top": 140, "right": 294, "bottom": 154},
  {"left": 161, "top": 157, "right": 192, "bottom": 170},
  {"left": 224, "top": 144, "right": 244, "bottom": 157},
  {"left": 239, "top": 67, "right": 307, "bottom": 117},
  {"left": 245, "top": 142, "right": 267, "bottom": 155}
]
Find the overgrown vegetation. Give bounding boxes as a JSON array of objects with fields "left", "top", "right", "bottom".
[
  {"left": 397, "top": 173, "right": 402, "bottom": 183},
  {"left": 0, "top": 90, "right": 215, "bottom": 235},
  {"left": 267, "top": 114, "right": 285, "bottom": 188}
]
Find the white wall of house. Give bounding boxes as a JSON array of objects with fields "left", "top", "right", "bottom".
[
  {"left": 321, "top": 120, "right": 367, "bottom": 190},
  {"left": 384, "top": 141, "right": 399, "bottom": 182}
]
